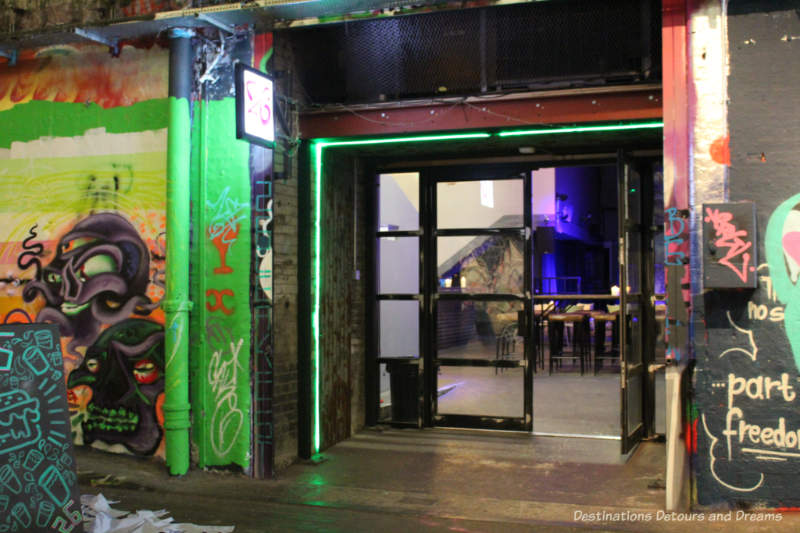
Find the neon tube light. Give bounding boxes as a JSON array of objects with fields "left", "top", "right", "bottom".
[
  {"left": 309, "top": 132, "right": 491, "bottom": 454},
  {"left": 498, "top": 121, "right": 664, "bottom": 137},
  {"left": 309, "top": 122, "right": 662, "bottom": 454},
  {"left": 318, "top": 132, "right": 491, "bottom": 148},
  {"left": 312, "top": 141, "right": 322, "bottom": 454}
]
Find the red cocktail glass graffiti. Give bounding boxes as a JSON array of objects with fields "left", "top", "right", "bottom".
[{"left": 210, "top": 222, "right": 239, "bottom": 275}]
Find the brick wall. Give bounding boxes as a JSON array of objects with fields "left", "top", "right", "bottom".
[
  {"left": 317, "top": 150, "right": 368, "bottom": 449},
  {"left": 272, "top": 165, "right": 299, "bottom": 470},
  {"left": 271, "top": 34, "right": 300, "bottom": 471},
  {"left": 350, "top": 159, "right": 367, "bottom": 436}
]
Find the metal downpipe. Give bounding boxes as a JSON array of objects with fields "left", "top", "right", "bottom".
[{"left": 164, "top": 27, "right": 194, "bottom": 476}]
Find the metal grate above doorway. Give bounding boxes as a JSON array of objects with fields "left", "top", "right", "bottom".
[{"left": 282, "top": 0, "right": 661, "bottom": 105}]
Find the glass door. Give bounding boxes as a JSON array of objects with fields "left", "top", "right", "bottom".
[
  {"left": 430, "top": 174, "right": 533, "bottom": 431},
  {"left": 618, "top": 153, "right": 647, "bottom": 453}
]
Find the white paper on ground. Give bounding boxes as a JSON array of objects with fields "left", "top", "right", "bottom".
[{"left": 82, "top": 493, "right": 235, "bottom": 533}]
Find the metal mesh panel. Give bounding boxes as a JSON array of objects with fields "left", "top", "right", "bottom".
[
  {"left": 493, "top": 1, "right": 648, "bottom": 87},
  {"left": 284, "top": 0, "right": 661, "bottom": 104}
]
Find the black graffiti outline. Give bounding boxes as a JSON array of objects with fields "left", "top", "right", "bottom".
[{"left": 17, "top": 225, "right": 44, "bottom": 279}]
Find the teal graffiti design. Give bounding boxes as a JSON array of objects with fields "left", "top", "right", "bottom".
[
  {"left": 765, "top": 192, "right": 800, "bottom": 371},
  {"left": 665, "top": 207, "right": 686, "bottom": 266},
  {"left": 0, "top": 332, "right": 14, "bottom": 371}
]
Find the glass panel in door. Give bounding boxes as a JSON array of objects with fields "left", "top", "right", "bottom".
[
  {"left": 437, "top": 179, "right": 524, "bottom": 229},
  {"left": 376, "top": 173, "right": 422, "bottom": 426},
  {"left": 432, "top": 174, "right": 531, "bottom": 431}
]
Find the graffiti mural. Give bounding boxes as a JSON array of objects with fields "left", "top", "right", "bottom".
[
  {"left": 0, "top": 44, "right": 167, "bottom": 113},
  {"left": 695, "top": 192, "right": 800, "bottom": 504},
  {"left": 697, "top": 300, "right": 797, "bottom": 497},
  {"left": 21, "top": 213, "right": 161, "bottom": 359},
  {"left": 0, "top": 39, "right": 169, "bottom": 460},
  {"left": 0, "top": 132, "right": 168, "bottom": 460},
  {"left": 189, "top": 39, "right": 253, "bottom": 468},
  {"left": 765, "top": 193, "right": 800, "bottom": 373},
  {"left": 12, "top": 210, "right": 167, "bottom": 457},
  {"left": 67, "top": 319, "right": 165, "bottom": 456},
  {"left": 200, "top": 181, "right": 250, "bottom": 466}
]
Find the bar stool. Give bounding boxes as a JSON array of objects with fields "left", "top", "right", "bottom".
[
  {"left": 590, "top": 311, "right": 619, "bottom": 374},
  {"left": 548, "top": 313, "right": 590, "bottom": 375}
]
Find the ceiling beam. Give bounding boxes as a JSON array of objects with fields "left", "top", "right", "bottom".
[
  {"left": 299, "top": 86, "right": 663, "bottom": 139},
  {"left": 74, "top": 27, "right": 120, "bottom": 55}
]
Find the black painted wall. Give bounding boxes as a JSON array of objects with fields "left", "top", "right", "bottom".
[{"left": 695, "top": 2, "right": 800, "bottom": 507}]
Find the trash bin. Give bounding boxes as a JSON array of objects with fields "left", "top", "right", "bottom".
[{"left": 386, "top": 358, "right": 418, "bottom": 422}]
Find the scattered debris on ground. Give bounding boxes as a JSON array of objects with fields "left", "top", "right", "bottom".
[{"left": 81, "top": 493, "right": 234, "bottom": 533}]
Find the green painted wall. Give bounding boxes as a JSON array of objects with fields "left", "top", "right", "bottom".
[
  {"left": 0, "top": 99, "right": 169, "bottom": 149},
  {"left": 190, "top": 96, "right": 253, "bottom": 469}
]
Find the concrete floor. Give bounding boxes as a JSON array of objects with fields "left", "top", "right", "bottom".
[
  {"left": 386, "top": 335, "right": 667, "bottom": 439},
  {"left": 75, "top": 428, "right": 800, "bottom": 532},
  {"left": 533, "top": 374, "right": 621, "bottom": 436}
]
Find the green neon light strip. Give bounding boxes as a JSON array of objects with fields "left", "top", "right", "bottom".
[
  {"left": 497, "top": 121, "right": 664, "bottom": 137},
  {"left": 310, "top": 131, "right": 491, "bottom": 454},
  {"left": 317, "top": 132, "right": 491, "bottom": 149},
  {"left": 312, "top": 141, "right": 323, "bottom": 454},
  {"left": 309, "top": 122, "right": 662, "bottom": 454}
]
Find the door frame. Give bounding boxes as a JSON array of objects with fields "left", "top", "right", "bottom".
[{"left": 366, "top": 153, "right": 660, "bottom": 444}]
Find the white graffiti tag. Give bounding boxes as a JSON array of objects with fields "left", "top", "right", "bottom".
[
  {"left": 702, "top": 413, "right": 765, "bottom": 492},
  {"left": 208, "top": 338, "right": 244, "bottom": 457},
  {"left": 719, "top": 311, "right": 758, "bottom": 361}
]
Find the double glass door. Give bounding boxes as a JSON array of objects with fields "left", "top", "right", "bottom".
[{"left": 373, "top": 158, "right": 651, "bottom": 446}]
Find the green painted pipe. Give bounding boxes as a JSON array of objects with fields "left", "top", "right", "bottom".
[{"left": 163, "top": 28, "right": 194, "bottom": 476}]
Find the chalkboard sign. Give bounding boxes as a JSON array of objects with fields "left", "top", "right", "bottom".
[
  {"left": 702, "top": 202, "right": 758, "bottom": 288},
  {"left": 0, "top": 324, "right": 83, "bottom": 533}
]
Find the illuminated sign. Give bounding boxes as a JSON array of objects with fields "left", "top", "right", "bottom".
[{"left": 235, "top": 63, "right": 275, "bottom": 148}]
